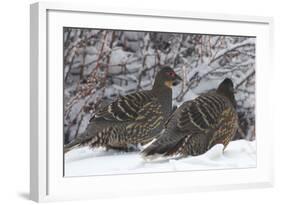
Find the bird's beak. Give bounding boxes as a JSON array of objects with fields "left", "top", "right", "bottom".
[{"left": 172, "top": 74, "right": 182, "bottom": 86}]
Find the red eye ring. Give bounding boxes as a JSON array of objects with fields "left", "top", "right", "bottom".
[{"left": 167, "top": 71, "right": 176, "bottom": 77}]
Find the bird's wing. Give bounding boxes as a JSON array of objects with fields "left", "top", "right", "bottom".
[
  {"left": 207, "top": 106, "right": 238, "bottom": 149},
  {"left": 91, "top": 91, "right": 154, "bottom": 122},
  {"left": 134, "top": 100, "right": 164, "bottom": 127},
  {"left": 125, "top": 100, "right": 164, "bottom": 144},
  {"left": 176, "top": 93, "right": 227, "bottom": 133},
  {"left": 142, "top": 93, "right": 230, "bottom": 157}
]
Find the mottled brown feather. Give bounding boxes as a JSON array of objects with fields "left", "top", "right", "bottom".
[{"left": 142, "top": 78, "right": 238, "bottom": 158}]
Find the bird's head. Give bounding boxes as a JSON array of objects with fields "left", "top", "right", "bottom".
[
  {"left": 217, "top": 78, "right": 236, "bottom": 107},
  {"left": 154, "top": 66, "right": 182, "bottom": 89}
]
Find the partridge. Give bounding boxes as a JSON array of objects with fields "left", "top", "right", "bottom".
[
  {"left": 142, "top": 78, "right": 238, "bottom": 158},
  {"left": 64, "top": 66, "right": 182, "bottom": 153}
]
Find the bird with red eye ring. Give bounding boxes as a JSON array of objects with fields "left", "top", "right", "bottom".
[
  {"left": 64, "top": 66, "right": 182, "bottom": 153},
  {"left": 166, "top": 71, "right": 176, "bottom": 77},
  {"left": 154, "top": 66, "right": 182, "bottom": 88}
]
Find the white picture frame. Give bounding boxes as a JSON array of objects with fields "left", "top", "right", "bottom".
[{"left": 30, "top": 2, "right": 274, "bottom": 202}]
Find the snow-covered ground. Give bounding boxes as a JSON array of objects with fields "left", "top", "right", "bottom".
[{"left": 64, "top": 139, "right": 256, "bottom": 177}]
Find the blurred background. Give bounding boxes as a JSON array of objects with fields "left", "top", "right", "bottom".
[{"left": 63, "top": 28, "right": 255, "bottom": 145}]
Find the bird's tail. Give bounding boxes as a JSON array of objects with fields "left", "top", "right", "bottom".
[
  {"left": 63, "top": 138, "right": 81, "bottom": 154},
  {"left": 141, "top": 130, "right": 186, "bottom": 159},
  {"left": 64, "top": 133, "right": 96, "bottom": 154}
]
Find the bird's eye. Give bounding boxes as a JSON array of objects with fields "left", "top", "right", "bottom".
[{"left": 166, "top": 71, "right": 175, "bottom": 77}]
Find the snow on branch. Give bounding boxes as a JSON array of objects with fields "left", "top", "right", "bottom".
[{"left": 63, "top": 29, "right": 256, "bottom": 143}]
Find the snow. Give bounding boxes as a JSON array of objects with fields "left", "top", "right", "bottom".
[
  {"left": 64, "top": 30, "right": 255, "bottom": 144},
  {"left": 64, "top": 139, "right": 256, "bottom": 177}
]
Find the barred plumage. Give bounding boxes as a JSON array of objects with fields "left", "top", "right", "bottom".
[
  {"left": 142, "top": 78, "right": 238, "bottom": 158},
  {"left": 64, "top": 66, "right": 182, "bottom": 153}
]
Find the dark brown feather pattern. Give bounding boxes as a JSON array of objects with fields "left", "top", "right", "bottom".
[
  {"left": 64, "top": 66, "right": 182, "bottom": 153},
  {"left": 142, "top": 78, "right": 238, "bottom": 158}
]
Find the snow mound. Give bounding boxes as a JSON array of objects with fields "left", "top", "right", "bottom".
[{"left": 64, "top": 140, "right": 256, "bottom": 177}]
